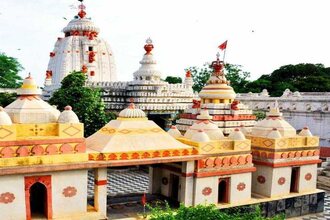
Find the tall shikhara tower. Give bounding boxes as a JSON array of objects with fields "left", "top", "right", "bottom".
[{"left": 43, "top": 0, "right": 117, "bottom": 97}]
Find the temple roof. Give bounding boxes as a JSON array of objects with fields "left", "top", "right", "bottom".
[
  {"left": 251, "top": 101, "right": 297, "bottom": 138},
  {"left": 5, "top": 75, "right": 60, "bottom": 124},
  {"left": 199, "top": 53, "right": 236, "bottom": 101},
  {"left": 86, "top": 104, "right": 192, "bottom": 154}
]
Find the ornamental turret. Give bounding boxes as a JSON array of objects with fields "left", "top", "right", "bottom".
[
  {"left": 199, "top": 52, "right": 236, "bottom": 104},
  {"left": 132, "top": 38, "right": 162, "bottom": 83}
]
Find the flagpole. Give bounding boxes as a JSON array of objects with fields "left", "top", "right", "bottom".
[{"left": 223, "top": 49, "right": 227, "bottom": 63}]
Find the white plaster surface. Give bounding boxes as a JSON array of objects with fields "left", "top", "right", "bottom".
[{"left": 298, "top": 164, "right": 317, "bottom": 192}]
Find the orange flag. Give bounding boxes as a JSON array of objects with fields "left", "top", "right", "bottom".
[{"left": 141, "top": 193, "right": 147, "bottom": 206}]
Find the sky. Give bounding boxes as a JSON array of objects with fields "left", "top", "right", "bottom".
[{"left": 1, "top": 0, "right": 330, "bottom": 87}]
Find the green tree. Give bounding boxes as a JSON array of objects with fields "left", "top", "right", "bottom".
[
  {"left": 0, "top": 53, "right": 23, "bottom": 107},
  {"left": 186, "top": 63, "right": 250, "bottom": 93},
  {"left": 0, "top": 53, "right": 23, "bottom": 88},
  {"left": 49, "top": 71, "right": 115, "bottom": 137},
  {"left": 248, "top": 63, "right": 330, "bottom": 96},
  {"left": 165, "top": 76, "right": 182, "bottom": 84}
]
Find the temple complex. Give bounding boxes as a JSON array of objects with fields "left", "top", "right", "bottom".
[
  {"left": 0, "top": 73, "right": 324, "bottom": 219},
  {"left": 238, "top": 89, "right": 330, "bottom": 147},
  {"left": 176, "top": 53, "right": 256, "bottom": 135},
  {"left": 43, "top": 1, "right": 117, "bottom": 99}
]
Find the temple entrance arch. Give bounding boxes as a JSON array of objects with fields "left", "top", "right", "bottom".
[
  {"left": 30, "top": 182, "right": 47, "bottom": 217},
  {"left": 218, "top": 178, "right": 230, "bottom": 203},
  {"left": 25, "top": 175, "right": 52, "bottom": 220}
]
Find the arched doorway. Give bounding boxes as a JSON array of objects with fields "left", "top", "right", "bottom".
[
  {"left": 25, "top": 175, "right": 52, "bottom": 220},
  {"left": 218, "top": 178, "right": 230, "bottom": 203},
  {"left": 30, "top": 182, "right": 47, "bottom": 218}
]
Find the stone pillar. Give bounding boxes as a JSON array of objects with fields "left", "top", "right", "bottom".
[
  {"left": 180, "top": 161, "right": 195, "bottom": 206},
  {"left": 94, "top": 168, "right": 108, "bottom": 218},
  {"left": 149, "top": 166, "right": 162, "bottom": 194}
]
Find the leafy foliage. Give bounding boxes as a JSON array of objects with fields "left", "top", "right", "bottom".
[
  {"left": 186, "top": 63, "right": 250, "bottom": 93},
  {"left": 253, "top": 110, "right": 266, "bottom": 121},
  {"left": 0, "top": 93, "right": 16, "bottom": 107},
  {"left": 165, "top": 76, "right": 182, "bottom": 84},
  {"left": 0, "top": 53, "right": 23, "bottom": 88},
  {"left": 49, "top": 71, "right": 115, "bottom": 137},
  {"left": 147, "top": 202, "right": 285, "bottom": 220},
  {"left": 245, "top": 63, "right": 330, "bottom": 96}
]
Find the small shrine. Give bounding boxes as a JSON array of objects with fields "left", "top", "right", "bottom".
[
  {"left": 176, "top": 53, "right": 256, "bottom": 134},
  {"left": 247, "top": 102, "right": 321, "bottom": 198},
  {"left": 0, "top": 75, "right": 88, "bottom": 220},
  {"left": 169, "top": 109, "right": 255, "bottom": 205}
]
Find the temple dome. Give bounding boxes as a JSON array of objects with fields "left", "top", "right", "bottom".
[
  {"left": 58, "top": 106, "right": 80, "bottom": 123},
  {"left": 63, "top": 17, "right": 100, "bottom": 34},
  {"left": 184, "top": 109, "right": 224, "bottom": 140},
  {"left": 228, "top": 128, "right": 246, "bottom": 140},
  {"left": 199, "top": 53, "right": 236, "bottom": 100},
  {"left": 299, "top": 127, "right": 313, "bottom": 137},
  {"left": 251, "top": 101, "right": 296, "bottom": 137},
  {"left": 191, "top": 130, "right": 210, "bottom": 142},
  {"left": 0, "top": 107, "right": 12, "bottom": 125},
  {"left": 167, "top": 126, "right": 183, "bottom": 138},
  {"left": 5, "top": 74, "right": 60, "bottom": 124},
  {"left": 119, "top": 103, "right": 146, "bottom": 118}
]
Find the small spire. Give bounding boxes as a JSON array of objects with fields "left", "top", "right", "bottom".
[
  {"left": 185, "top": 70, "right": 192, "bottom": 77},
  {"left": 78, "top": 0, "right": 86, "bottom": 18},
  {"left": 267, "top": 100, "right": 282, "bottom": 117},
  {"left": 144, "top": 38, "right": 154, "bottom": 55},
  {"left": 211, "top": 53, "right": 224, "bottom": 75},
  {"left": 128, "top": 98, "right": 135, "bottom": 109}
]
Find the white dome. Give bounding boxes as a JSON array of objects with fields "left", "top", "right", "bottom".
[
  {"left": 267, "top": 128, "right": 282, "bottom": 139},
  {"left": 0, "top": 107, "right": 12, "bottom": 125},
  {"left": 184, "top": 119, "right": 223, "bottom": 140},
  {"left": 299, "top": 127, "right": 313, "bottom": 137},
  {"left": 119, "top": 103, "right": 146, "bottom": 118},
  {"left": 63, "top": 17, "right": 100, "bottom": 34},
  {"left": 228, "top": 128, "right": 246, "bottom": 140},
  {"left": 167, "top": 126, "right": 182, "bottom": 138},
  {"left": 5, "top": 75, "right": 60, "bottom": 124},
  {"left": 58, "top": 106, "right": 80, "bottom": 123},
  {"left": 191, "top": 130, "right": 210, "bottom": 142},
  {"left": 252, "top": 103, "right": 296, "bottom": 138}
]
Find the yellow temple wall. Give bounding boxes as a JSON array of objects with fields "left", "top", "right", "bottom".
[
  {"left": 248, "top": 135, "right": 319, "bottom": 149},
  {"left": 177, "top": 138, "right": 251, "bottom": 154},
  {"left": 0, "top": 125, "right": 16, "bottom": 141}
]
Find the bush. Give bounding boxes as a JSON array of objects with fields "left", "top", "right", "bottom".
[{"left": 147, "top": 202, "right": 285, "bottom": 220}]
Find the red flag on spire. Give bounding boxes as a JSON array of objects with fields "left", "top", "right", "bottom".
[
  {"left": 141, "top": 193, "right": 147, "bottom": 206},
  {"left": 218, "top": 40, "right": 228, "bottom": 50}
]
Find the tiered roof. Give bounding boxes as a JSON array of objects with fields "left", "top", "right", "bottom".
[{"left": 176, "top": 54, "right": 256, "bottom": 135}]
